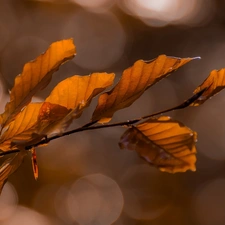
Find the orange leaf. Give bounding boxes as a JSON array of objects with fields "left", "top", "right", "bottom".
[
  {"left": 0, "top": 39, "right": 76, "bottom": 127},
  {"left": 37, "top": 73, "right": 115, "bottom": 135},
  {"left": 0, "top": 151, "right": 26, "bottom": 193},
  {"left": 119, "top": 116, "right": 197, "bottom": 173},
  {"left": 0, "top": 103, "right": 43, "bottom": 151},
  {"left": 92, "top": 55, "right": 197, "bottom": 123},
  {"left": 191, "top": 68, "right": 225, "bottom": 106},
  {"left": 45, "top": 73, "right": 115, "bottom": 110}
]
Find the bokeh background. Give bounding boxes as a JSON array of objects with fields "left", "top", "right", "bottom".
[{"left": 0, "top": 0, "right": 225, "bottom": 224}]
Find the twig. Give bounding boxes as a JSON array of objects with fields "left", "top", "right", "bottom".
[{"left": 0, "top": 88, "right": 206, "bottom": 157}]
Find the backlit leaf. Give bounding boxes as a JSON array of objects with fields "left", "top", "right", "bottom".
[
  {"left": 92, "top": 55, "right": 197, "bottom": 123},
  {"left": 37, "top": 73, "right": 115, "bottom": 134},
  {"left": 0, "top": 103, "right": 43, "bottom": 151},
  {"left": 45, "top": 73, "right": 115, "bottom": 110},
  {"left": 119, "top": 116, "right": 197, "bottom": 173},
  {"left": 0, "top": 151, "right": 26, "bottom": 193},
  {"left": 191, "top": 68, "right": 225, "bottom": 106},
  {"left": 0, "top": 39, "right": 76, "bottom": 127}
]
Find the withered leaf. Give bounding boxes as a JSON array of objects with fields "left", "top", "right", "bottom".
[
  {"left": 37, "top": 73, "right": 115, "bottom": 134},
  {"left": 0, "top": 151, "right": 26, "bottom": 193},
  {"left": 191, "top": 68, "right": 225, "bottom": 106},
  {"left": 92, "top": 55, "right": 197, "bottom": 123},
  {"left": 0, "top": 39, "right": 76, "bottom": 127},
  {"left": 0, "top": 103, "right": 43, "bottom": 151},
  {"left": 119, "top": 116, "right": 197, "bottom": 173}
]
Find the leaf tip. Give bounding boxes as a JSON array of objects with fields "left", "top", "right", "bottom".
[{"left": 192, "top": 56, "right": 201, "bottom": 60}]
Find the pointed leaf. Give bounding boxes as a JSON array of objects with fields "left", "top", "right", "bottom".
[
  {"left": 0, "top": 151, "right": 26, "bottom": 193},
  {"left": 191, "top": 68, "right": 225, "bottom": 106},
  {"left": 119, "top": 116, "right": 197, "bottom": 173},
  {"left": 0, "top": 103, "right": 43, "bottom": 151},
  {"left": 0, "top": 39, "right": 76, "bottom": 127},
  {"left": 37, "top": 73, "right": 115, "bottom": 135},
  {"left": 92, "top": 55, "right": 197, "bottom": 123}
]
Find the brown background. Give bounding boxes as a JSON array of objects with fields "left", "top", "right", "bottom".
[{"left": 0, "top": 0, "right": 225, "bottom": 225}]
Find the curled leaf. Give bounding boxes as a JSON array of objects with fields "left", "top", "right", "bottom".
[
  {"left": 92, "top": 55, "right": 197, "bottom": 123},
  {"left": 191, "top": 68, "right": 225, "bottom": 106},
  {"left": 0, "top": 39, "right": 76, "bottom": 127},
  {"left": 119, "top": 116, "right": 197, "bottom": 173}
]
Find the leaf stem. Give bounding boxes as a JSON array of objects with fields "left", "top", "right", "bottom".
[{"left": 0, "top": 88, "right": 205, "bottom": 157}]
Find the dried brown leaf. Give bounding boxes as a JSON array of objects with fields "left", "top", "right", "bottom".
[{"left": 119, "top": 116, "right": 197, "bottom": 173}]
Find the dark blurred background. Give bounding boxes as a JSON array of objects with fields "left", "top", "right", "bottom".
[{"left": 1, "top": 0, "right": 225, "bottom": 224}]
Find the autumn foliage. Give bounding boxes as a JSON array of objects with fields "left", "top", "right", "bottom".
[{"left": 0, "top": 38, "right": 224, "bottom": 193}]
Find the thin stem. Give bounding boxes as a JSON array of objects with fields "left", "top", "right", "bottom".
[
  {"left": 0, "top": 88, "right": 206, "bottom": 157},
  {"left": 142, "top": 87, "right": 206, "bottom": 119}
]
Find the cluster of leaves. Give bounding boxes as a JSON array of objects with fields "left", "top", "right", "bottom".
[{"left": 0, "top": 39, "right": 224, "bottom": 193}]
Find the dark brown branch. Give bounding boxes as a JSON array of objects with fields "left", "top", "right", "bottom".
[{"left": 0, "top": 88, "right": 206, "bottom": 157}]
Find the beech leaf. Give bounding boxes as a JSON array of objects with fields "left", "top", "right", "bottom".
[
  {"left": 92, "top": 55, "right": 197, "bottom": 123},
  {"left": 191, "top": 68, "right": 225, "bottom": 106},
  {"left": 37, "top": 73, "right": 115, "bottom": 134},
  {"left": 0, "top": 39, "right": 76, "bottom": 127},
  {"left": 119, "top": 116, "right": 197, "bottom": 173},
  {"left": 0, "top": 103, "right": 43, "bottom": 151}
]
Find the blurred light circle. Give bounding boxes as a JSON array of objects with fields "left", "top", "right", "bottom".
[
  {"left": 54, "top": 186, "right": 73, "bottom": 223},
  {"left": 2, "top": 206, "right": 52, "bottom": 225},
  {"left": 0, "top": 182, "right": 18, "bottom": 221},
  {"left": 70, "top": 0, "right": 115, "bottom": 11},
  {"left": 120, "top": 0, "right": 212, "bottom": 26},
  {"left": 67, "top": 173, "right": 124, "bottom": 225},
  {"left": 120, "top": 164, "right": 172, "bottom": 220},
  {"left": 193, "top": 178, "right": 225, "bottom": 225},
  {"left": 32, "top": 184, "right": 60, "bottom": 215},
  {"left": 62, "top": 10, "right": 126, "bottom": 70}
]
